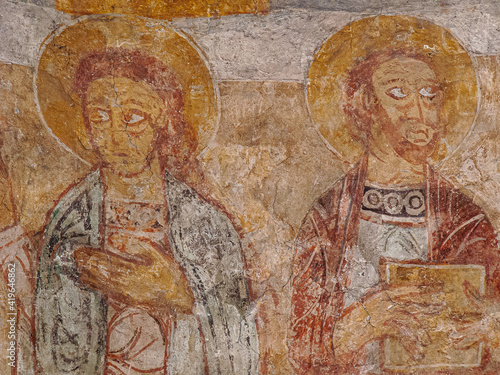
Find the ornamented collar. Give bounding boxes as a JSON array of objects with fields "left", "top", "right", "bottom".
[{"left": 362, "top": 185, "right": 425, "bottom": 219}]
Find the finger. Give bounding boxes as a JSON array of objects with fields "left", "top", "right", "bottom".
[
  {"left": 404, "top": 302, "right": 444, "bottom": 316},
  {"left": 76, "top": 258, "right": 118, "bottom": 297},
  {"left": 77, "top": 265, "right": 107, "bottom": 291},
  {"left": 450, "top": 327, "right": 481, "bottom": 350},
  {"left": 394, "top": 308, "right": 432, "bottom": 346},
  {"left": 100, "top": 241, "right": 153, "bottom": 266},
  {"left": 108, "top": 249, "right": 152, "bottom": 266},
  {"left": 389, "top": 284, "right": 444, "bottom": 296},
  {"left": 384, "top": 319, "right": 425, "bottom": 361},
  {"left": 73, "top": 246, "right": 95, "bottom": 266},
  {"left": 75, "top": 250, "right": 113, "bottom": 288},
  {"left": 75, "top": 246, "right": 138, "bottom": 267},
  {"left": 107, "top": 232, "right": 135, "bottom": 251},
  {"left": 109, "top": 236, "right": 165, "bottom": 263},
  {"left": 382, "top": 308, "right": 430, "bottom": 346},
  {"left": 76, "top": 249, "right": 144, "bottom": 286},
  {"left": 132, "top": 239, "right": 169, "bottom": 261},
  {"left": 387, "top": 286, "right": 444, "bottom": 305},
  {"left": 81, "top": 250, "right": 166, "bottom": 294},
  {"left": 76, "top": 254, "right": 148, "bottom": 304},
  {"left": 462, "top": 281, "right": 484, "bottom": 310},
  {"left": 450, "top": 318, "right": 488, "bottom": 348}
]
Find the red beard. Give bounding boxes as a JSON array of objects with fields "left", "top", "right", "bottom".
[{"left": 374, "top": 106, "right": 439, "bottom": 165}]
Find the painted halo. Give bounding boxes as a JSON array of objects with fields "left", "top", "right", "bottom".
[
  {"left": 35, "top": 15, "right": 218, "bottom": 165},
  {"left": 306, "top": 15, "right": 479, "bottom": 165}
]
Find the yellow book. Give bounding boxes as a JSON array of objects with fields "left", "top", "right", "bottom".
[{"left": 380, "top": 262, "right": 485, "bottom": 372}]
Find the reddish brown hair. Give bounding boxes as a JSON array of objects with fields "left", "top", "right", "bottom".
[
  {"left": 343, "top": 49, "right": 440, "bottom": 146},
  {"left": 73, "top": 48, "right": 203, "bottom": 187}
]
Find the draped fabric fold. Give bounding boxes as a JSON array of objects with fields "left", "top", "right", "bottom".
[
  {"left": 35, "top": 170, "right": 260, "bottom": 374},
  {"left": 289, "top": 160, "right": 500, "bottom": 374}
]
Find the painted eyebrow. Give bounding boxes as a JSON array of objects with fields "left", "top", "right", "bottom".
[
  {"left": 87, "top": 98, "right": 151, "bottom": 106},
  {"left": 380, "top": 78, "right": 440, "bottom": 87},
  {"left": 121, "top": 99, "right": 145, "bottom": 106},
  {"left": 119, "top": 99, "right": 159, "bottom": 109},
  {"left": 86, "top": 105, "right": 109, "bottom": 111},
  {"left": 381, "top": 78, "right": 408, "bottom": 85},
  {"left": 415, "top": 79, "right": 440, "bottom": 85},
  {"left": 86, "top": 98, "right": 109, "bottom": 105}
]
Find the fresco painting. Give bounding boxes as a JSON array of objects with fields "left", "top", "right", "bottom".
[
  {"left": 54, "top": 0, "right": 269, "bottom": 20},
  {"left": 2, "top": 2, "right": 500, "bottom": 374},
  {"left": 0, "top": 141, "right": 35, "bottom": 374},
  {"left": 32, "top": 16, "right": 258, "bottom": 374},
  {"left": 289, "top": 16, "right": 500, "bottom": 374}
]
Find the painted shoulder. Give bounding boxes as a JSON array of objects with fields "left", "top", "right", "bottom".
[
  {"left": 164, "top": 171, "right": 236, "bottom": 233},
  {"left": 308, "top": 167, "right": 357, "bottom": 222},
  {"left": 44, "top": 170, "right": 102, "bottom": 243}
]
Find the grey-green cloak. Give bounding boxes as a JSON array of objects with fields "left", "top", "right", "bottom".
[{"left": 35, "top": 170, "right": 260, "bottom": 374}]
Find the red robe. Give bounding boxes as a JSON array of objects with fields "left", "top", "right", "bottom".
[{"left": 289, "top": 160, "right": 500, "bottom": 374}]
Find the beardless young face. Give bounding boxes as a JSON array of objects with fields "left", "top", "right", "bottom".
[
  {"left": 84, "top": 76, "right": 165, "bottom": 176},
  {"left": 369, "top": 56, "right": 443, "bottom": 165}
]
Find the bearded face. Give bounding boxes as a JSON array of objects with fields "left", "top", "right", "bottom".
[{"left": 369, "top": 56, "right": 443, "bottom": 165}]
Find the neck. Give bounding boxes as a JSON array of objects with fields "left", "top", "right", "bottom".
[
  {"left": 366, "top": 134, "right": 425, "bottom": 187},
  {"left": 102, "top": 155, "right": 165, "bottom": 202}
]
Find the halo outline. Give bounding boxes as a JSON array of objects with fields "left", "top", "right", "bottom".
[
  {"left": 33, "top": 13, "right": 220, "bottom": 166},
  {"left": 304, "top": 15, "right": 480, "bottom": 168}
]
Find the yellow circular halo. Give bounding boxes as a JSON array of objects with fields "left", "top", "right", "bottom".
[
  {"left": 35, "top": 15, "right": 218, "bottom": 165},
  {"left": 307, "top": 15, "right": 479, "bottom": 165}
]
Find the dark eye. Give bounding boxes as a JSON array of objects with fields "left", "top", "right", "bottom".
[
  {"left": 123, "top": 109, "right": 149, "bottom": 133},
  {"left": 125, "top": 113, "right": 144, "bottom": 124},
  {"left": 419, "top": 86, "right": 437, "bottom": 98},
  {"left": 387, "top": 87, "right": 407, "bottom": 99},
  {"left": 88, "top": 109, "right": 109, "bottom": 123},
  {"left": 123, "top": 109, "right": 147, "bottom": 125}
]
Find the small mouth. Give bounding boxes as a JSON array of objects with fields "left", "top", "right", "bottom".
[
  {"left": 406, "top": 127, "right": 435, "bottom": 146},
  {"left": 412, "top": 129, "right": 429, "bottom": 135},
  {"left": 411, "top": 138, "right": 430, "bottom": 145},
  {"left": 112, "top": 153, "right": 129, "bottom": 157}
]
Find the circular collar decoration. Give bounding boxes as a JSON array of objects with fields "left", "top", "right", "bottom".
[
  {"left": 307, "top": 15, "right": 478, "bottom": 165},
  {"left": 35, "top": 14, "right": 219, "bottom": 165}
]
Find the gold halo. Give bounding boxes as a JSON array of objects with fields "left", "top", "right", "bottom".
[
  {"left": 35, "top": 14, "right": 218, "bottom": 165},
  {"left": 307, "top": 15, "right": 478, "bottom": 165}
]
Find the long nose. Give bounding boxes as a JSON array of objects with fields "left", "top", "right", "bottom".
[
  {"left": 109, "top": 108, "right": 127, "bottom": 145},
  {"left": 407, "top": 93, "right": 424, "bottom": 121}
]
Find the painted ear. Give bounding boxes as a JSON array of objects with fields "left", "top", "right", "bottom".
[
  {"left": 78, "top": 100, "right": 95, "bottom": 151},
  {"left": 346, "top": 84, "right": 375, "bottom": 129},
  {"left": 167, "top": 117, "right": 176, "bottom": 135},
  {"left": 362, "top": 87, "right": 381, "bottom": 128},
  {"left": 157, "top": 111, "right": 175, "bottom": 135},
  {"left": 347, "top": 84, "right": 374, "bottom": 120},
  {"left": 362, "top": 85, "right": 377, "bottom": 112},
  {"left": 77, "top": 123, "right": 93, "bottom": 151}
]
